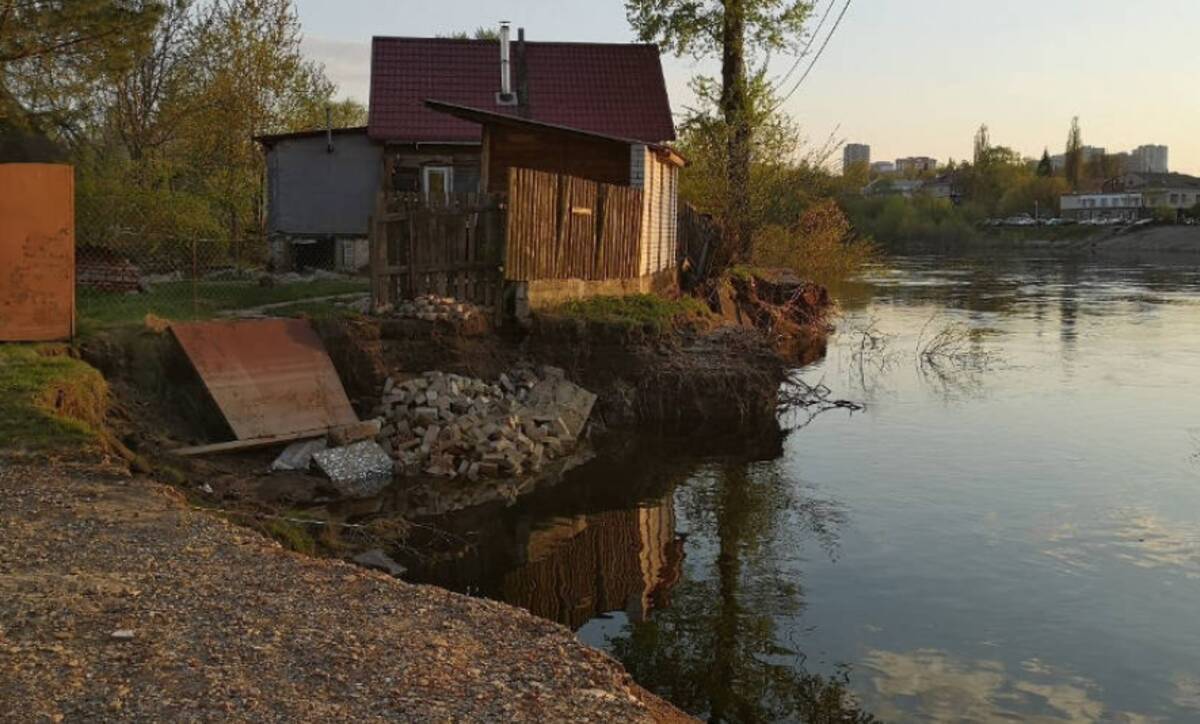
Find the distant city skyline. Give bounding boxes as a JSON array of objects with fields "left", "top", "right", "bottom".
[{"left": 294, "top": 0, "right": 1200, "bottom": 175}]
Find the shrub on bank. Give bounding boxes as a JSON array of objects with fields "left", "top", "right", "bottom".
[{"left": 752, "top": 199, "right": 878, "bottom": 285}]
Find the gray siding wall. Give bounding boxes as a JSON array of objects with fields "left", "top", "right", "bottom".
[{"left": 266, "top": 131, "right": 382, "bottom": 237}]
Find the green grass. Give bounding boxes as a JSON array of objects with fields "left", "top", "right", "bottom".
[
  {"left": 547, "top": 294, "right": 712, "bottom": 332},
  {"left": 0, "top": 345, "right": 108, "bottom": 450},
  {"left": 77, "top": 279, "right": 369, "bottom": 327}
]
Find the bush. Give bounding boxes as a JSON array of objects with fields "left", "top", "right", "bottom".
[
  {"left": 752, "top": 199, "right": 877, "bottom": 284},
  {"left": 1153, "top": 206, "right": 1179, "bottom": 224},
  {"left": 843, "top": 195, "right": 979, "bottom": 248}
]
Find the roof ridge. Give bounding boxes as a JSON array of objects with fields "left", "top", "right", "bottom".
[{"left": 370, "top": 36, "right": 658, "bottom": 49}]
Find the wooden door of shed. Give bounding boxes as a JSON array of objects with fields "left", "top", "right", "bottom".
[{"left": 0, "top": 164, "right": 75, "bottom": 341}]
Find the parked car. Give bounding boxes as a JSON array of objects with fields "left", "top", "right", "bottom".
[{"left": 1003, "top": 214, "right": 1037, "bottom": 227}]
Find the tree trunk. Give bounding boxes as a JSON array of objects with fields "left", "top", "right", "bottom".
[{"left": 721, "top": 0, "right": 752, "bottom": 262}]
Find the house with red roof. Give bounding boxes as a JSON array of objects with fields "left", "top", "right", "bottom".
[{"left": 257, "top": 24, "right": 680, "bottom": 280}]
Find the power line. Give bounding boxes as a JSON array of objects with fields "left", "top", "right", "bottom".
[
  {"left": 772, "top": 0, "right": 849, "bottom": 111},
  {"left": 772, "top": 0, "right": 835, "bottom": 91}
]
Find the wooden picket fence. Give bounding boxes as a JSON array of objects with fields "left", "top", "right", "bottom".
[
  {"left": 504, "top": 167, "right": 643, "bottom": 282},
  {"left": 677, "top": 202, "right": 721, "bottom": 288},
  {"left": 370, "top": 167, "right": 660, "bottom": 313},
  {"left": 369, "top": 192, "right": 505, "bottom": 310}
]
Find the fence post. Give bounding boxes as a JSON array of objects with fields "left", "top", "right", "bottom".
[
  {"left": 369, "top": 192, "right": 390, "bottom": 310},
  {"left": 191, "top": 237, "right": 198, "bottom": 319}
]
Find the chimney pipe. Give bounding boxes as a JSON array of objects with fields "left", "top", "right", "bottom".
[
  {"left": 516, "top": 27, "right": 529, "bottom": 118},
  {"left": 325, "top": 104, "right": 333, "bottom": 153},
  {"left": 498, "top": 21, "right": 514, "bottom": 103}
]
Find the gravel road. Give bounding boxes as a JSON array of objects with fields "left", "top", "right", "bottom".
[{"left": 0, "top": 458, "right": 690, "bottom": 722}]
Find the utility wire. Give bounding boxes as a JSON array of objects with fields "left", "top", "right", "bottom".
[
  {"left": 771, "top": 0, "right": 852, "bottom": 112},
  {"left": 772, "top": 0, "right": 835, "bottom": 91}
]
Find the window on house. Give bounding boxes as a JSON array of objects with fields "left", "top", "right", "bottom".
[
  {"left": 393, "top": 166, "right": 420, "bottom": 193},
  {"left": 1170, "top": 193, "right": 1180, "bottom": 205},
  {"left": 423, "top": 166, "right": 453, "bottom": 202},
  {"left": 453, "top": 165, "right": 481, "bottom": 194}
]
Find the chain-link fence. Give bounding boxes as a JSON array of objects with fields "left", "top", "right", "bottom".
[{"left": 75, "top": 208, "right": 369, "bottom": 327}]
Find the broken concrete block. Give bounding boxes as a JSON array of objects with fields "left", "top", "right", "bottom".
[
  {"left": 271, "top": 438, "right": 327, "bottom": 472},
  {"left": 327, "top": 418, "right": 383, "bottom": 447},
  {"left": 312, "top": 441, "right": 393, "bottom": 498}
]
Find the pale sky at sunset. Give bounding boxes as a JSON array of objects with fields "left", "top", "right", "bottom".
[{"left": 296, "top": 0, "right": 1200, "bottom": 174}]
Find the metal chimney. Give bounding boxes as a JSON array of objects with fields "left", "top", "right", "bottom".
[
  {"left": 325, "top": 104, "right": 333, "bottom": 153},
  {"left": 498, "top": 21, "right": 515, "bottom": 104}
]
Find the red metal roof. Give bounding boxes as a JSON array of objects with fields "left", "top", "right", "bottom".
[{"left": 368, "top": 37, "right": 675, "bottom": 144}]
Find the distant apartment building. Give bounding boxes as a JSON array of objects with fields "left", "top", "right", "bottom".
[
  {"left": 863, "top": 178, "right": 924, "bottom": 198},
  {"left": 1050, "top": 146, "right": 1106, "bottom": 172},
  {"left": 870, "top": 161, "right": 895, "bottom": 175},
  {"left": 894, "top": 156, "right": 938, "bottom": 175},
  {"left": 1129, "top": 144, "right": 1169, "bottom": 173},
  {"left": 843, "top": 143, "right": 870, "bottom": 174}
]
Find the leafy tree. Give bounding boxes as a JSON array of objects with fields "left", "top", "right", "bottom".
[
  {"left": 1064, "top": 116, "right": 1083, "bottom": 190},
  {"left": 972, "top": 124, "right": 990, "bottom": 167},
  {"left": 0, "top": 0, "right": 163, "bottom": 140},
  {"left": 437, "top": 27, "right": 500, "bottom": 40},
  {"left": 1037, "top": 149, "right": 1053, "bottom": 177},
  {"left": 626, "top": 0, "right": 813, "bottom": 262}
]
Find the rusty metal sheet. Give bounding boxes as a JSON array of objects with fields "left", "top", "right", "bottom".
[
  {"left": 0, "top": 164, "right": 75, "bottom": 341},
  {"left": 170, "top": 318, "right": 358, "bottom": 441}
]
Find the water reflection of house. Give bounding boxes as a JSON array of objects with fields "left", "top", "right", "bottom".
[{"left": 500, "top": 498, "right": 684, "bottom": 629}]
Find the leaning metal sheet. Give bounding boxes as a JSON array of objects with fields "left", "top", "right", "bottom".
[
  {"left": 170, "top": 318, "right": 358, "bottom": 440},
  {"left": 0, "top": 164, "right": 75, "bottom": 341}
]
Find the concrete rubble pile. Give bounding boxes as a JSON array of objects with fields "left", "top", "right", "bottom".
[
  {"left": 373, "top": 366, "right": 596, "bottom": 481},
  {"left": 393, "top": 294, "right": 477, "bottom": 322}
]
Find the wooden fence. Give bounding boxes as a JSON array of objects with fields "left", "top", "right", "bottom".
[
  {"left": 370, "top": 192, "right": 505, "bottom": 310},
  {"left": 505, "top": 167, "right": 643, "bottom": 282},
  {"left": 677, "top": 202, "right": 721, "bottom": 289}
]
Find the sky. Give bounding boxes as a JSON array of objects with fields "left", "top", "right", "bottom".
[{"left": 295, "top": 0, "right": 1200, "bottom": 175}]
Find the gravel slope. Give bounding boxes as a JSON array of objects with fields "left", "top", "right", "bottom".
[{"left": 0, "top": 458, "right": 690, "bottom": 722}]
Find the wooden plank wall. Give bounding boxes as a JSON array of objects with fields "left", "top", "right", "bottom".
[
  {"left": 370, "top": 192, "right": 504, "bottom": 310},
  {"left": 505, "top": 167, "right": 643, "bottom": 282},
  {"left": 677, "top": 201, "right": 721, "bottom": 288}
]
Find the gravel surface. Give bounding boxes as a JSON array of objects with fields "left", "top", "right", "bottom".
[{"left": 0, "top": 459, "right": 691, "bottom": 722}]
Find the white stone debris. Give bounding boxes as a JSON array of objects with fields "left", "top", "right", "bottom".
[
  {"left": 312, "top": 440, "right": 394, "bottom": 498},
  {"left": 373, "top": 366, "right": 596, "bottom": 481},
  {"left": 393, "top": 294, "right": 477, "bottom": 322},
  {"left": 270, "top": 438, "right": 328, "bottom": 472}
]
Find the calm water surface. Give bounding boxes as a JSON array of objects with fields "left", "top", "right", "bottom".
[{"left": 407, "top": 252, "right": 1200, "bottom": 722}]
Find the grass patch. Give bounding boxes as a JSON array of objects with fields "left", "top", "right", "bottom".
[
  {"left": 547, "top": 294, "right": 712, "bottom": 333},
  {"left": 77, "top": 279, "right": 368, "bottom": 328},
  {"left": 0, "top": 345, "right": 108, "bottom": 450}
]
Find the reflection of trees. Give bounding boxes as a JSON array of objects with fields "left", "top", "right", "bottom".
[{"left": 608, "top": 462, "right": 875, "bottom": 723}]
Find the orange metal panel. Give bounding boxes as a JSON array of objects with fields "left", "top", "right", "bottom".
[
  {"left": 0, "top": 164, "right": 75, "bottom": 341},
  {"left": 170, "top": 319, "right": 359, "bottom": 441}
]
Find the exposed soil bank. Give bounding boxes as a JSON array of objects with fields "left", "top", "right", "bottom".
[{"left": 0, "top": 457, "right": 691, "bottom": 723}]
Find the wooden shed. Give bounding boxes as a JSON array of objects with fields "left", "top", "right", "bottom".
[{"left": 424, "top": 101, "right": 684, "bottom": 295}]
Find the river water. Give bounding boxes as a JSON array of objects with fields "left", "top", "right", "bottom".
[{"left": 405, "top": 252, "right": 1200, "bottom": 722}]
